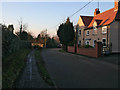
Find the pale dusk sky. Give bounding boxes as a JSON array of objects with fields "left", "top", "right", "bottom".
[{"left": 1, "top": 0, "right": 114, "bottom": 37}]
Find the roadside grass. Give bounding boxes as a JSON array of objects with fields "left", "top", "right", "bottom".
[
  {"left": 59, "top": 49, "right": 65, "bottom": 52},
  {"left": 34, "top": 49, "right": 55, "bottom": 87},
  {"left": 2, "top": 48, "right": 31, "bottom": 88},
  {"left": 0, "top": 68, "right": 1, "bottom": 89}
]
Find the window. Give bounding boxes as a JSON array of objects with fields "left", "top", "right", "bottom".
[
  {"left": 86, "top": 40, "right": 90, "bottom": 45},
  {"left": 102, "top": 38, "right": 106, "bottom": 47},
  {"left": 102, "top": 26, "right": 107, "bottom": 34},
  {"left": 93, "top": 25, "right": 97, "bottom": 35},
  {"left": 86, "top": 30, "right": 89, "bottom": 35},
  {"left": 93, "top": 25, "right": 97, "bottom": 30},
  {"left": 78, "top": 29, "right": 81, "bottom": 36},
  {"left": 93, "top": 40, "right": 96, "bottom": 47},
  {"left": 78, "top": 40, "right": 81, "bottom": 47}
]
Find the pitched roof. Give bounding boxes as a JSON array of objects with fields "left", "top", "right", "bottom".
[
  {"left": 88, "top": 8, "right": 118, "bottom": 28},
  {"left": 95, "top": 20, "right": 102, "bottom": 25},
  {"left": 115, "top": 10, "right": 120, "bottom": 20},
  {"left": 80, "top": 16, "right": 93, "bottom": 26}
]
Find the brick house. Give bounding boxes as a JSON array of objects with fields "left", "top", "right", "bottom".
[{"left": 77, "top": 0, "right": 120, "bottom": 53}]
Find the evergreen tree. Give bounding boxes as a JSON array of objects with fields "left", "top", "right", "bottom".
[{"left": 57, "top": 17, "right": 75, "bottom": 51}]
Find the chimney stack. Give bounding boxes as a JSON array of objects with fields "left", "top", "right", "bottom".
[
  {"left": 94, "top": 8, "right": 100, "bottom": 16},
  {"left": 114, "top": 0, "right": 120, "bottom": 11}
]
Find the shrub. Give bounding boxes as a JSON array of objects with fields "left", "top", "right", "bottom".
[
  {"left": 84, "top": 45, "right": 93, "bottom": 48},
  {"left": 68, "top": 41, "right": 75, "bottom": 46}
]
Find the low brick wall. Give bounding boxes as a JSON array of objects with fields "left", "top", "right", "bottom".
[
  {"left": 68, "top": 46, "right": 75, "bottom": 53},
  {"left": 67, "top": 42, "right": 102, "bottom": 58},
  {"left": 77, "top": 48, "right": 97, "bottom": 58}
]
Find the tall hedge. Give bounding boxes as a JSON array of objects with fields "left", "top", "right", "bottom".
[{"left": 1, "top": 24, "right": 32, "bottom": 58}]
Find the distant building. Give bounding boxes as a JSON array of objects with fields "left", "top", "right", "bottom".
[{"left": 77, "top": 0, "right": 120, "bottom": 53}]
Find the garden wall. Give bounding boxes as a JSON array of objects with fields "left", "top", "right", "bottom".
[
  {"left": 68, "top": 42, "right": 102, "bottom": 58},
  {"left": 68, "top": 46, "right": 75, "bottom": 53}
]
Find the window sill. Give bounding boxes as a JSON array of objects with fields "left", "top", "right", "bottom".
[
  {"left": 92, "top": 34, "right": 97, "bottom": 36},
  {"left": 102, "top": 33, "right": 107, "bottom": 35},
  {"left": 103, "top": 46, "right": 107, "bottom": 48}
]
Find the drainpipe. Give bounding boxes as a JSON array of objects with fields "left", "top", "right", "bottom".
[{"left": 107, "top": 26, "right": 108, "bottom": 48}]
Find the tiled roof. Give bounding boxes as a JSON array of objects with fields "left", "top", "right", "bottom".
[
  {"left": 115, "top": 10, "right": 120, "bottom": 20},
  {"left": 88, "top": 8, "right": 118, "bottom": 28},
  {"left": 95, "top": 20, "right": 102, "bottom": 25},
  {"left": 80, "top": 16, "right": 93, "bottom": 26}
]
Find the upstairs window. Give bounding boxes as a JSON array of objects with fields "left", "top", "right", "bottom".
[
  {"left": 102, "top": 26, "right": 107, "bottom": 34},
  {"left": 86, "top": 30, "right": 89, "bottom": 35},
  {"left": 93, "top": 25, "right": 97, "bottom": 35},
  {"left": 78, "top": 29, "right": 81, "bottom": 36},
  {"left": 93, "top": 25, "right": 97, "bottom": 30}
]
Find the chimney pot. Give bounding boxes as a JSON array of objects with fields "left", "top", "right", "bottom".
[{"left": 94, "top": 8, "right": 100, "bottom": 16}]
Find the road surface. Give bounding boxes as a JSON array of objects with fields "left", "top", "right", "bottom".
[{"left": 41, "top": 48, "right": 118, "bottom": 88}]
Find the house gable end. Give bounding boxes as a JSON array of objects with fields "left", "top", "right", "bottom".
[{"left": 77, "top": 16, "right": 85, "bottom": 29}]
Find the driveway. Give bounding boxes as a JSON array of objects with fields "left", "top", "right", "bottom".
[{"left": 41, "top": 48, "right": 118, "bottom": 88}]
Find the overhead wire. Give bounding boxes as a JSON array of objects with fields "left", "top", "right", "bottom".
[
  {"left": 69, "top": 0, "right": 94, "bottom": 18},
  {"left": 47, "top": 0, "right": 94, "bottom": 31}
]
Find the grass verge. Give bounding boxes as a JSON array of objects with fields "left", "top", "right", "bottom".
[
  {"left": 34, "top": 49, "right": 55, "bottom": 87},
  {"left": 2, "top": 48, "right": 31, "bottom": 88},
  {"left": 59, "top": 49, "right": 65, "bottom": 52}
]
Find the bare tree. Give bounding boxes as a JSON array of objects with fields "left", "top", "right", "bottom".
[
  {"left": 40, "top": 29, "right": 47, "bottom": 38},
  {"left": 18, "top": 18, "right": 28, "bottom": 34}
]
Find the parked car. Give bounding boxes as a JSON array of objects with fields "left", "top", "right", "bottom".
[{"left": 57, "top": 44, "right": 62, "bottom": 48}]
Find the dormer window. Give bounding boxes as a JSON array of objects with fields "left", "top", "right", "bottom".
[
  {"left": 93, "top": 26, "right": 97, "bottom": 35},
  {"left": 92, "top": 21, "right": 98, "bottom": 35},
  {"left": 93, "top": 25, "right": 97, "bottom": 30}
]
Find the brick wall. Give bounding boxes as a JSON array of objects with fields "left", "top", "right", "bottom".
[
  {"left": 68, "top": 42, "right": 102, "bottom": 58},
  {"left": 68, "top": 46, "right": 75, "bottom": 53},
  {"left": 77, "top": 48, "right": 97, "bottom": 57}
]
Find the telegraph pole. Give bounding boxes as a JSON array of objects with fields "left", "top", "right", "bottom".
[
  {"left": 75, "top": 24, "right": 78, "bottom": 53},
  {"left": 45, "top": 29, "right": 47, "bottom": 48}
]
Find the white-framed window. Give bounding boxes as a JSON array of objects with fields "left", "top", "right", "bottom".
[
  {"left": 86, "top": 40, "right": 90, "bottom": 45},
  {"left": 102, "top": 38, "right": 106, "bottom": 47},
  {"left": 93, "top": 40, "right": 96, "bottom": 47},
  {"left": 78, "top": 29, "right": 81, "bottom": 36},
  {"left": 102, "top": 26, "right": 107, "bottom": 34},
  {"left": 78, "top": 40, "right": 81, "bottom": 45},
  {"left": 78, "top": 40, "right": 81, "bottom": 47},
  {"left": 93, "top": 25, "right": 97, "bottom": 30},
  {"left": 86, "top": 30, "right": 89, "bottom": 35},
  {"left": 93, "top": 25, "right": 97, "bottom": 35}
]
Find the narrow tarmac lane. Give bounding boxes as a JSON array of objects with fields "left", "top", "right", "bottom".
[
  {"left": 41, "top": 48, "right": 118, "bottom": 88},
  {"left": 16, "top": 50, "right": 49, "bottom": 88}
]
